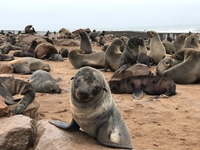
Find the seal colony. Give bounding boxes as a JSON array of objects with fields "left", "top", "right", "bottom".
[{"left": 49, "top": 66, "right": 133, "bottom": 149}]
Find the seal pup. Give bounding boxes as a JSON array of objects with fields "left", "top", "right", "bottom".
[
  {"left": 29, "top": 70, "right": 62, "bottom": 93},
  {"left": 163, "top": 49, "right": 200, "bottom": 84},
  {"left": 119, "top": 36, "right": 143, "bottom": 73},
  {"left": 154, "top": 57, "right": 175, "bottom": 76},
  {"left": 49, "top": 66, "right": 133, "bottom": 149},
  {"left": 104, "top": 39, "right": 123, "bottom": 72},
  {"left": 137, "top": 39, "right": 150, "bottom": 67},
  {"left": 68, "top": 49, "right": 105, "bottom": 69},
  {"left": 0, "top": 76, "right": 35, "bottom": 114},
  {"left": 79, "top": 30, "right": 93, "bottom": 54},
  {"left": 59, "top": 47, "right": 68, "bottom": 58},
  {"left": 34, "top": 43, "right": 58, "bottom": 59},
  {"left": 108, "top": 75, "right": 176, "bottom": 99},
  {"left": 162, "top": 41, "right": 176, "bottom": 54},
  {"left": 147, "top": 30, "right": 166, "bottom": 65},
  {"left": 9, "top": 57, "right": 50, "bottom": 73},
  {"left": 173, "top": 33, "right": 186, "bottom": 52}
]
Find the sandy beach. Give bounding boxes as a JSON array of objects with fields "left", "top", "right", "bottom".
[{"left": 6, "top": 41, "right": 200, "bottom": 150}]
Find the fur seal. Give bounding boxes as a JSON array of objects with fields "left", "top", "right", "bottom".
[
  {"left": 119, "top": 36, "right": 143, "bottom": 73},
  {"left": 154, "top": 57, "right": 175, "bottom": 76},
  {"left": 25, "top": 25, "right": 36, "bottom": 34},
  {"left": 34, "top": 43, "right": 58, "bottom": 59},
  {"left": 29, "top": 70, "right": 62, "bottom": 93},
  {"left": 89, "top": 29, "right": 98, "bottom": 42},
  {"left": 57, "top": 28, "right": 74, "bottom": 39},
  {"left": 173, "top": 33, "right": 186, "bottom": 52},
  {"left": 98, "top": 35, "right": 106, "bottom": 46},
  {"left": 0, "top": 43, "right": 22, "bottom": 54},
  {"left": 183, "top": 33, "right": 200, "bottom": 49},
  {"left": 9, "top": 57, "right": 50, "bottom": 74},
  {"left": 68, "top": 49, "right": 105, "bottom": 69},
  {"left": 137, "top": 39, "right": 150, "bottom": 67},
  {"left": 162, "top": 41, "right": 176, "bottom": 54},
  {"left": 59, "top": 47, "right": 68, "bottom": 58},
  {"left": 79, "top": 30, "right": 93, "bottom": 54},
  {"left": 104, "top": 39, "right": 123, "bottom": 72},
  {"left": 163, "top": 49, "right": 200, "bottom": 84},
  {"left": 13, "top": 39, "right": 38, "bottom": 57},
  {"left": 108, "top": 75, "right": 176, "bottom": 99},
  {"left": 48, "top": 53, "right": 63, "bottom": 61},
  {"left": 0, "top": 76, "right": 35, "bottom": 114},
  {"left": 0, "top": 54, "right": 14, "bottom": 61},
  {"left": 147, "top": 30, "right": 166, "bottom": 65},
  {"left": 49, "top": 66, "right": 133, "bottom": 149}
]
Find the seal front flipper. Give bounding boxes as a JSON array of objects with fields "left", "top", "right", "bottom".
[
  {"left": 132, "top": 89, "right": 144, "bottom": 100},
  {"left": 49, "top": 118, "right": 80, "bottom": 131},
  {"left": 119, "top": 63, "right": 131, "bottom": 74},
  {"left": 96, "top": 114, "right": 133, "bottom": 149}
]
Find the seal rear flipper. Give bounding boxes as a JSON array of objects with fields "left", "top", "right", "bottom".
[
  {"left": 49, "top": 118, "right": 80, "bottom": 131},
  {"left": 0, "top": 83, "right": 17, "bottom": 105},
  {"left": 132, "top": 89, "right": 144, "bottom": 100}
]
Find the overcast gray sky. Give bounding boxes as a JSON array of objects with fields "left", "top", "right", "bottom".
[{"left": 1, "top": 0, "right": 200, "bottom": 32}]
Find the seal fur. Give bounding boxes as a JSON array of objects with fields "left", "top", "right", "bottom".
[{"left": 49, "top": 66, "right": 133, "bottom": 149}]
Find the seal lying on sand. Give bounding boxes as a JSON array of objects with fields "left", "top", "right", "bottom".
[
  {"left": 68, "top": 49, "right": 105, "bottom": 69},
  {"left": 119, "top": 36, "right": 143, "bottom": 73},
  {"left": 108, "top": 75, "right": 176, "bottom": 99},
  {"left": 0, "top": 76, "right": 35, "bottom": 114},
  {"left": 163, "top": 49, "right": 200, "bottom": 84},
  {"left": 9, "top": 57, "right": 50, "bottom": 74},
  {"left": 29, "top": 70, "right": 62, "bottom": 94},
  {"left": 49, "top": 66, "right": 133, "bottom": 149}
]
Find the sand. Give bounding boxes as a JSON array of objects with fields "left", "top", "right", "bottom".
[{"left": 10, "top": 44, "right": 200, "bottom": 150}]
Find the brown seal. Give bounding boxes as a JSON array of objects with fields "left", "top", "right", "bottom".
[
  {"left": 29, "top": 70, "right": 62, "bottom": 94},
  {"left": 173, "top": 33, "right": 186, "bottom": 52},
  {"left": 119, "top": 36, "right": 143, "bottom": 73},
  {"left": 162, "top": 41, "right": 176, "bottom": 54},
  {"left": 49, "top": 66, "right": 133, "bottom": 149},
  {"left": 104, "top": 39, "right": 123, "bottom": 72},
  {"left": 9, "top": 57, "right": 50, "bottom": 74},
  {"left": 154, "top": 57, "right": 175, "bottom": 76},
  {"left": 34, "top": 43, "right": 58, "bottom": 59},
  {"left": 147, "top": 30, "right": 166, "bottom": 65},
  {"left": 79, "top": 30, "right": 93, "bottom": 54},
  {"left": 68, "top": 49, "right": 105, "bottom": 69},
  {"left": 25, "top": 25, "right": 36, "bottom": 34},
  {"left": 108, "top": 75, "right": 176, "bottom": 99},
  {"left": 163, "top": 49, "right": 200, "bottom": 84},
  {"left": 0, "top": 76, "right": 35, "bottom": 114}
]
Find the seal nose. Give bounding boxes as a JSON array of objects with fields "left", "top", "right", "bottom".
[{"left": 78, "top": 90, "right": 89, "bottom": 99}]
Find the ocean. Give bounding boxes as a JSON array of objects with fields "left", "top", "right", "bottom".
[{"left": 2, "top": 24, "right": 200, "bottom": 35}]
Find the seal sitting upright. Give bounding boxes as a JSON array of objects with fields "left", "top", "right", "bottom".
[{"left": 49, "top": 66, "right": 133, "bottom": 149}]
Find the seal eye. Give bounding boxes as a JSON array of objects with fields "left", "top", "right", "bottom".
[{"left": 92, "top": 86, "right": 101, "bottom": 95}]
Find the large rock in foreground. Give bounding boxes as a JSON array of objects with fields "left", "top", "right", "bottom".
[
  {"left": 0, "top": 115, "right": 37, "bottom": 150},
  {"left": 34, "top": 119, "right": 116, "bottom": 150}
]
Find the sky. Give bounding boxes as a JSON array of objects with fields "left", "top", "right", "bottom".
[{"left": 1, "top": 0, "right": 200, "bottom": 32}]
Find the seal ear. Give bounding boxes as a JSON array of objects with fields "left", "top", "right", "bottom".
[
  {"left": 103, "top": 88, "right": 107, "bottom": 92},
  {"left": 71, "top": 77, "right": 74, "bottom": 80}
]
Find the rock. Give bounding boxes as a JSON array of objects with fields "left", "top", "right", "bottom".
[
  {"left": 0, "top": 95, "right": 9, "bottom": 117},
  {"left": 111, "top": 63, "right": 153, "bottom": 80},
  {"left": 0, "top": 115, "right": 37, "bottom": 150},
  {"left": 34, "top": 119, "right": 114, "bottom": 150},
  {"left": 5, "top": 100, "right": 40, "bottom": 119}
]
